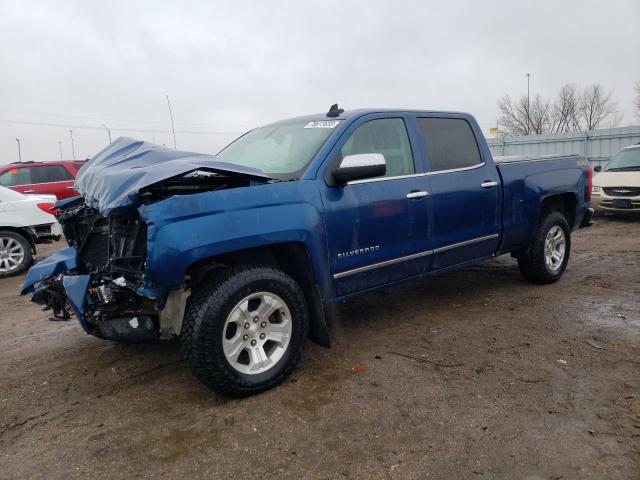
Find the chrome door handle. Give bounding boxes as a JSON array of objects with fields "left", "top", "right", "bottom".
[
  {"left": 406, "top": 191, "right": 429, "bottom": 199},
  {"left": 23, "top": 189, "right": 35, "bottom": 193},
  {"left": 66, "top": 186, "right": 76, "bottom": 189},
  {"left": 481, "top": 181, "right": 498, "bottom": 189}
]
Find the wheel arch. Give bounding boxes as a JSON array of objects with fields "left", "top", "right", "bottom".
[
  {"left": 185, "top": 242, "right": 330, "bottom": 348},
  {"left": 538, "top": 192, "right": 577, "bottom": 229},
  {"left": 0, "top": 226, "right": 36, "bottom": 250}
]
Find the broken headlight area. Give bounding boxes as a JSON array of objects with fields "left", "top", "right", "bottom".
[
  {"left": 29, "top": 199, "right": 160, "bottom": 342},
  {"left": 56, "top": 200, "right": 147, "bottom": 276}
]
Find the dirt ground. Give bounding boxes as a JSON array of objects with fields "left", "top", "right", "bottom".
[{"left": 0, "top": 216, "right": 638, "bottom": 479}]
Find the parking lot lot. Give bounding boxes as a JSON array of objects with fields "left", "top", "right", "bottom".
[{"left": 0, "top": 216, "right": 638, "bottom": 479}]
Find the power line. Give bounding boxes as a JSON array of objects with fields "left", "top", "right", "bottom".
[
  {"left": 0, "top": 118, "right": 243, "bottom": 135},
  {"left": 0, "top": 109, "right": 250, "bottom": 129}
]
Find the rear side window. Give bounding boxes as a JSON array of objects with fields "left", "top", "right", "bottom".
[
  {"left": 32, "top": 165, "right": 73, "bottom": 183},
  {"left": 418, "top": 118, "right": 482, "bottom": 172},
  {"left": 0, "top": 167, "right": 32, "bottom": 186},
  {"left": 340, "top": 118, "right": 414, "bottom": 177}
]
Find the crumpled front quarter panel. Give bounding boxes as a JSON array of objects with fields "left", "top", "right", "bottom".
[
  {"left": 21, "top": 247, "right": 78, "bottom": 294},
  {"left": 138, "top": 180, "right": 330, "bottom": 296}
]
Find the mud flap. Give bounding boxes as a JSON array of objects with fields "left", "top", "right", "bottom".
[{"left": 309, "top": 286, "right": 330, "bottom": 348}]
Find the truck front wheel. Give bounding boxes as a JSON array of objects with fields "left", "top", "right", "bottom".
[
  {"left": 517, "top": 211, "right": 571, "bottom": 284},
  {"left": 181, "top": 265, "right": 309, "bottom": 397}
]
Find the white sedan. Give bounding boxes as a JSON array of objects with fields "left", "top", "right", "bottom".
[{"left": 0, "top": 186, "right": 62, "bottom": 277}]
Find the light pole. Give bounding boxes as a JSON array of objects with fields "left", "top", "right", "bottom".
[
  {"left": 58, "top": 141, "right": 63, "bottom": 160},
  {"left": 166, "top": 94, "right": 177, "bottom": 148},
  {"left": 16, "top": 138, "right": 22, "bottom": 163},
  {"left": 69, "top": 130, "right": 76, "bottom": 160},
  {"left": 101, "top": 124, "right": 112, "bottom": 143},
  {"left": 526, "top": 73, "right": 531, "bottom": 135}
]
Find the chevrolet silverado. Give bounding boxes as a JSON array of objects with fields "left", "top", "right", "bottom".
[{"left": 22, "top": 106, "right": 594, "bottom": 396}]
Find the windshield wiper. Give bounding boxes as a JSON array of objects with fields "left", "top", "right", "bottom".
[{"left": 607, "top": 167, "right": 640, "bottom": 172}]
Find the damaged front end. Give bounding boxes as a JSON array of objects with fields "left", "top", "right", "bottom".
[
  {"left": 21, "top": 137, "right": 273, "bottom": 343},
  {"left": 25, "top": 199, "right": 159, "bottom": 342}
]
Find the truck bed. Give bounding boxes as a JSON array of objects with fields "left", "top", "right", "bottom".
[{"left": 495, "top": 154, "right": 590, "bottom": 252}]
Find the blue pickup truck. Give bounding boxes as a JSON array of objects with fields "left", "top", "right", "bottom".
[{"left": 22, "top": 106, "right": 594, "bottom": 396}]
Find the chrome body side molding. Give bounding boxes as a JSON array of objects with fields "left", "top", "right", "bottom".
[{"left": 333, "top": 233, "right": 500, "bottom": 279}]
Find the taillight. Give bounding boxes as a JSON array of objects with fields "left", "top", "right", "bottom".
[
  {"left": 37, "top": 202, "right": 57, "bottom": 215},
  {"left": 587, "top": 167, "right": 593, "bottom": 199}
]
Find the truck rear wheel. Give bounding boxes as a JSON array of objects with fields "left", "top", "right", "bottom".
[
  {"left": 0, "top": 230, "right": 32, "bottom": 278},
  {"left": 517, "top": 211, "right": 571, "bottom": 284},
  {"left": 181, "top": 265, "right": 309, "bottom": 397}
]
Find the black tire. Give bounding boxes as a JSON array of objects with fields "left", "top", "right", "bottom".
[
  {"left": 0, "top": 230, "right": 33, "bottom": 278},
  {"left": 517, "top": 211, "right": 571, "bottom": 284},
  {"left": 181, "top": 265, "right": 309, "bottom": 397}
]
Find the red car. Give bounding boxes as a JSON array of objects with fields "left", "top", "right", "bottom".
[{"left": 0, "top": 160, "right": 86, "bottom": 200}]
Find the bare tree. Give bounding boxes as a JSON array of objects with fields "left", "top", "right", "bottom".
[
  {"left": 550, "top": 84, "right": 581, "bottom": 133},
  {"left": 528, "top": 94, "right": 552, "bottom": 134},
  {"left": 634, "top": 81, "right": 640, "bottom": 120},
  {"left": 498, "top": 94, "right": 551, "bottom": 135},
  {"left": 578, "top": 84, "right": 620, "bottom": 130},
  {"left": 497, "top": 95, "right": 529, "bottom": 135},
  {"left": 497, "top": 83, "right": 621, "bottom": 135}
]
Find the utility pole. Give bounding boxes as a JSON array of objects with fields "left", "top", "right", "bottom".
[
  {"left": 69, "top": 129, "right": 76, "bottom": 160},
  {"left": 58, "top": 141, "right": 63, "bottom": 160},
  {"left": 166, "top": 94, "right": 177, "bottom": 148},
  {"left": 526, "top": 73, "right": 531, "bottom": 135},
  {"left": 16, "top": 138, "right": 22, "bottom": 163},
  {"left": 101, "top": 124, "right": 112, "bottom": 143}
]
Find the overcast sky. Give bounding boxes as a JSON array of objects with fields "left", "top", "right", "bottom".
[{"left": 1, "top": 0, "right": 639, "bottom": 163}]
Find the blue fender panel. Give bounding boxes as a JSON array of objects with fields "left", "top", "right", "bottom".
[
  {"left": 21, "top": 247, "right": 78, "bottom": 294},
  {"left": 137, "top": 180, "right": 333, "bottom": 299},
  {"left": 62, "top": 275, "right": 91, "bottom": 333}
]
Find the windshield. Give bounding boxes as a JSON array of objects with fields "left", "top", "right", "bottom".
[
  {"left": 605, "top": 148, "right": 640, "bottom": 172},
  {"left": 217, "top": 120, "right": 341, "bottom": 180}
]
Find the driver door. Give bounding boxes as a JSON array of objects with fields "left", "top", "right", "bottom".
[{"left": 321, "top": 116, "right": 432, "bottom": 297}]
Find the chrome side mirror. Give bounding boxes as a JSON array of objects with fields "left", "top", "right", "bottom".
[{"left": 331, "top": 153, "right": 386, "bottom": 184}]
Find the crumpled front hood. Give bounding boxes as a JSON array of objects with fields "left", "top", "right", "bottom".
[{"left": 74, "top": 137, "right": 272, "bottom": 216}]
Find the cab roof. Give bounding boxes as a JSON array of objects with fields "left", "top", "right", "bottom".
[{"left": 265, "top": 108, "right": 471, "bottom": 126}]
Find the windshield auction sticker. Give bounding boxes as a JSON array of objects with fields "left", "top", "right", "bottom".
[{"left": 304, "top": 120, "right": 341, "bottom": 129}]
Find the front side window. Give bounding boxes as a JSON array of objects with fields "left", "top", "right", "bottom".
[
  {"left": 32, "top": 165, "right": 73, "bottom": 183},
  {"left": 217, "top": 120, "right": 340, "bottom": 180},
  {"left": 340, "top": 118, "right": 414, "bottom": 177},
  {"left": 0, "top": 167, "right": 32, "bottom": 187},
  {"left": 418, "top": 118, "right": 482, "bottom": 172}
]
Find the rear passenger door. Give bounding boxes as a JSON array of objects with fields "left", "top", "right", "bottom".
[
  {"left": 29, "top": 165, "right": 75, "bottom": 199},
  {"left": 417, "top": 116, "right": 501, "bottom": 269}
]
